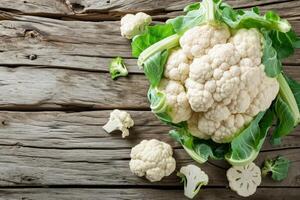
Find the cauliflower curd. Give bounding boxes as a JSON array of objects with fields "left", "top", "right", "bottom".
[
  {"left": 120, "top": 12, "right": 152, "bottom": 39},
  {"left": 129, "top": 139, "right": 176, "bottom": 182},
  {"left": 160, "top": 25, "right": 279, "bottom": 143}
]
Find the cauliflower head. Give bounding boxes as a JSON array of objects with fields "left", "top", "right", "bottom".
[
  {"left": 151, "top": 25, "right": 279, "bottom": 143},
  {"left": 120, "top": 12, "right": 152, "bottom": 39},
  {"left": 129, "top": 139, "right": 176, "bottom": 182}
]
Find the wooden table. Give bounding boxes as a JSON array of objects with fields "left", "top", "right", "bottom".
[{"left": 0, "top": 0, "right": 299, "bottom": 199}]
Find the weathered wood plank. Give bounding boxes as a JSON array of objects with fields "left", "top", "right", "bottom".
[
  {"left": 0, "top": 15, "right": 299, "bottom": 71},
  {"left": 0, "top": 67, "right": 149, "bottom": 109},
  {"left": 0, "top": 188, "right": 299, "bottom": 200},
  {"left": 0, "top": 0, "right": 299, "bottom": 20},
  {"left": 0, "top": 111, "right": 299, "bottom": 150},
  {"left": 0, "top": 66, "right": 299, "bottom": 109},
  {"left": 0, "top": 66, "right": 298, "bottom": 110},
  {"left": 0, "top": 146, "right": 299, "bottom": 186},
  {"left": 0, "top": 0, "right": 71, "bottom": 16}
]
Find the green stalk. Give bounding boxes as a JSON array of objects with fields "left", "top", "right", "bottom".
[
  {"left": 203, "top": 0, "right": 216, "bottom": 23},
  {"left": 138, "top": 34, "right": 180, "bottom": 66},
  {"left": 277, "top": 73, "right": 300, "bottom": 125}
]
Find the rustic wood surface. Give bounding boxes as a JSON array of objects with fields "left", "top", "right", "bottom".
[{"left": 0, "top": 0, "right": 299, "bottom": 199}]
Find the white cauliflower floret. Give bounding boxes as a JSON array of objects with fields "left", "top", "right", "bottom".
[
  {"left": 129, "top": 139, "right": 176, "bottom": 182},
  {"left": 230, "top": 28, "right": 263, "bottom": 66},
  {"left": 180, "top": 27, "right": 279, "bottom": 143},
  {"left": 177, "top": 164, "right": 209, "bottom": 199},
  {"left": 186, "top": 43, "right": 241, "bottom": 113},
  {"left": 120, "top": 12, "right": 152, "bottom": 39},
  {"left": 187, "top": 113, "right": 210, "bottom": 139},
  {"left": 164, "top": 48, "right": 190, "bottom": 83},
  {"left": 180, "top": 24, "right": 230, "bottom": 58},
  {"left": 158, "top": 79, "right": 192, "bottom": 123},
  {"left": 227, "top": 162, "right": 262, "bottom": 197},
  {"left": 185, "top": 79, "right": 214, "bottom": 112},
  {"left": 102, "top": 109, "right": 134, "bottom": 138}
]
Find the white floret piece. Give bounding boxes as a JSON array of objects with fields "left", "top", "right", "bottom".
[
  {"left": 204, "top": 105, "right": 231, "bottom": 122},
  {"left": 245, "top": 67, "right": 280, "bottom": 116},
  {"left": 158, "top": 79, "right": 192, "bottom": 123},
  {"left": 129, "top": 139, "right": 176, "bottom": 182},
  {"left": 230, "top": 28, "right": 263, "bottom": 66},
  {"left": 180, "top": 24, "right": 230, "bottom": 58},
  {"left": 189, "top": 56, "right": 213, "bottom": 83},
  {"left": 198, "top": 116, "right": 220, "bottom": 137},
  {"left": 120, "top": 12, "right": 152, "bottom": 39},
  {"left": 164, "top": 48, "right": 190, "bottom": 83},
  {"left": 187, "top": 113, "right": 210, "bottom": 139},
  {"left": 208, "top": 44, "right": 241, "bottom": 102},
  {"left": 185, "top": 78, "right": 214, "bottom": 112},
  {"left": 227, "top": 162, "right": 262, "bottom": 197},
  {"left": 177, "top": 164, "right": 209, "bottom": 199},
  {"left": 102, "top": 109, "right": 134, "bottom": 138}
]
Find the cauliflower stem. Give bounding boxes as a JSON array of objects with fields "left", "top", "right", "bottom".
[
  {"left": 277, "top": 73, "right": 300, "bottom": 124},
  {"left": 177, "top": 164, "right": 209, "bottom": 199},
  {"left": 130, "top": 0, "right": 300, "bottom": 167},
  {"left": 138, "top": 34, "right": 180, "bottom": 66}
]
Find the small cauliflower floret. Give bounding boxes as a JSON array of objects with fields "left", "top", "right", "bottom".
[
  {"left": 185, "top": 79, "right": 214, "bottom": 112},
  {"left": 230, "top": 28, "right": 263, "bottom": 66},
  {"left": 180, "top": 24, "right": 230, "bottom": 58},
  {"left": 246, "top": 68, "right": 280, "bottom": 116},
  {"left": 129, "top": 139, "right": 176, "bottom": 182},
  {"left": 120, "top": 12, "right": 152, "bottom": 39},
  {"left": 102, "top": 109, "right": 134, "bottom": 138},
  {"left": 189, "top": 56, "right": 213, "bottom": 84},
  {"left": 158, "top": 79, "right": 192, "bottom": 123},
  {"left": 187, "top": 113, "right": 210, "bottom": 139},
  {"left": 177, "top": 164, "right": 209, "bottom": 199},
  {"left": 164, "top": 48, "right": 190, "bottom": 83},
  {"left": 227, "top": 162, "right": 261, "bottom": 197},
  {"left": 198, "top": 117, "right": 219, "bottom": 137}
]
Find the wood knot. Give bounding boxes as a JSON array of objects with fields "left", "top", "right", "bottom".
[
  {"left": 24, "top": 30, "right": 39, "bottom": 38},
  {"left": 1, "top": 120, "right": 8, "bottom": 126},
  {"left": 21, "top": 175, "right": 38, "bottom": 183},
  {"left": 28, "top": 54, "right": 37, "bottom": 60},
  {"left": 66, "top": 0, "right": 85, "bottom": 13}
]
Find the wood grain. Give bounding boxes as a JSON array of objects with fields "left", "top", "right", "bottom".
[
  {"left": 0, "top": 66, "right": 298, "bottom": 110},
  {"left": 0, "top": 0, "right": 299, "bottom": 198},
  {"left": 0, "top": 0, "right": 299, "bottom": 20},
  {"left": 0, "top": 15, "right": 299, "bottom": 72},
  {"left": 0, "top": 110, "right": 299, "bottom": 150},
  {"left": 0, "top": 67, "right": 149, "bottom": 109},
  {"left": 0, "top": 188, "right": 300, "bottom": 200},
  {"left": 0, "top": 145, "right": 299, "bottom": 187},
  {"left": 0, "top": 111, "right": 299, "bottom": 187}
]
